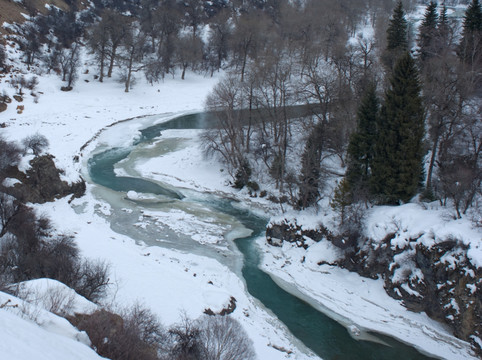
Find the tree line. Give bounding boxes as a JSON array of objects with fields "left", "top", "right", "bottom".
[
  {"left": 341, "top": 0, "right": 481, "bottom": 219},
  {"left": 2, "top": 0, "right": 480, "bottom": 217},
  {"left": 202, "top": 0, "right": 481, "bottom": 222}
]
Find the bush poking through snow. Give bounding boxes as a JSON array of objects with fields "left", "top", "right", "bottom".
[
  {"left": 166, "top": 314, "right": 255, "bottom": 360},
  {"left": 0, "top": 194, "right": 111, "bottom": 303},
  {"left": 71, "top": 304, "right": 165, "bottom": 360},
  {"left": 197, "top": 315, "right": 256, "bottom": 360},
  {"left": 0, "top": 137, "right": 22, "bottom": 171},
  {"left": 10, "top": 75, "right": 38, "bottom": 96},
  {"left": 22, "top": 133, "right": 49, "bottom": 156},
  {"left": 71, "top": 260, "right": 111, "bottom": 303}
]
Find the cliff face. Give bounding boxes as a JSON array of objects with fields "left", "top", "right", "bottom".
[
  {"left": 0, "top": 154, "right": 85, "bottom": 203},
  {"left": 266, "top": 220, "right": 482, "bottom": 357}
]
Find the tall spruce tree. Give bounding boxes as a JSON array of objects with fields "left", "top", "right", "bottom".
[
  {"left": 384, "top": 1, "right": 409, "bottom": 69},
  {"left": 371, "top": 53, "right": 425, "bottom": 204},
  {"left": 458, "top": 0, "right": 482, "bottom": 65},
  {"left": 418, "top": 1, "right": 439, "bottom": 63},
  {"left": 436, "top": 3, "right": 450, "bottom": 50},
  {"left": 346, "top": 84, "right": 379, "bottom": 195}
]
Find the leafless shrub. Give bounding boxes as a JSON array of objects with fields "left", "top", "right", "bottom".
[
  {"left": 197, "top": 315, "right": 256, "bottom": 360},
  {"left": 10, "top": 75, "right": 38, "bottom": 95},
  {"left": 22, "top": 133, "right": 49, "bottom": 156},
  {"left": 165, "top": 314, "right": 255, "bottom": 360},
  {"left": 166, "top": 315, "right": 203, "bottom": 360},
  {"left": 72, "top": 304, "right": 165, "bottom": 360},
  {"left": 15, "top": 282, "right": 76, "bottom": 317},
  {"left": 14, "top": 287, "right": 42, "bottom": 323},
  {"left": 0, "top": 196, "right": 110, "bottom": 303},
  {"left": 44, "top": 286, "right": 76, "bottom": 316},
  {"left": 71, "top": 259, "right": 111, "bottom": 303},
  {"left": 0, "top": 137, "right": 22, "bottom": 172}
]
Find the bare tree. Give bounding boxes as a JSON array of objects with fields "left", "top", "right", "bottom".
[
  {"left": 87, "top": 13, "right": 112, "bottom": 82},
  {"left": 22, "top": 133, "right": 49, "bottom": 156},
  {"left": 230, "top": 10, "right": 268, "bottom": 82},
  {"left": 167, "top": 315, "right": 203, "bottom": 360},
  {"left": 120, "top": 25, "right": 147, "bottom": 92},
  {"left": 197, "top": 316, "right": 256, "bottom": 360},
  {"left": 176, "top": 34, "right": 204, "bottom": 80},
  {"left": 203, "top": 74, "right": 251, "bottom": 179},
  {"left": 437, "top": 110, "right": 481, "bottom": 218},
  {"left": 182, "top": 0, "right": 206, "bottom": 38},
  {"left": 206, "top": 9, "right": 232, "bottom": 75},
  {"left": 57, "top": 43, "right": 81, "bottom": 89},
  {"left": 17, "top": 22, "right": 41, "bottom": 67},
  {"left": 105, "top": 10, "right": 130, "bottom": 78}
]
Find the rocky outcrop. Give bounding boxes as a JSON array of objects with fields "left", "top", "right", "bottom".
[
  {"left": 204, "top": 296, "right": 237, "bottom": 316},
  {"left": 266, "top": 219, "right": 482, "bottom": 357},
  {"left": 0, "top": 154, "right": 85, "bottom": 203},
  {"left": 266, "top": 219, "right": 335, "bottom": 248}
]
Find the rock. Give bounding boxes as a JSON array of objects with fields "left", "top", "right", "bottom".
[
  {"left": 0, "top": 103, "right": 6, "bottom": 113},
  {"left": 266, "top": 218, "right": 482, "bottom": 356},
  {"left": 266, "top": 219, "right": 333, "bottom": 248},
  {"left": 204, "top": 296, "right": 237, "bottom": 316},
  {"left": 0, "top": 154, "right": 85, "bottom": 203}
]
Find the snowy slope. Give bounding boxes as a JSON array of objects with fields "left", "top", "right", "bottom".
[{"left": 0, "top": 289, "right": 104, "bottom": 360}]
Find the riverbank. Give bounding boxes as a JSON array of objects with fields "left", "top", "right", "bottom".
[
  {"left": 1, "top": 66, "right": 478, "bottom": 359},
  {"left": 1, "top": 70, "right": 319, "bottom": 359},
  {"left": 133, "top": 124, "right": 478, "bottom": 360}
]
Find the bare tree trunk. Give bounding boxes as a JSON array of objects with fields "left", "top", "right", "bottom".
[
  {"left": 125, "top": 55, "right": 133, "bottom": 92},
  {"left": 99, "top": 44, "right": 105, "bottom": 82},
  {"left": 108, "top": 45, "right": 118, "bottom": 78},
  {"left": 426, "top": 135, "right": 439, "bottom": 189}
]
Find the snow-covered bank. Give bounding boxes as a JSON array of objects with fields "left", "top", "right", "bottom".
[
  {"left": 132, "top": 124, "right": 480, "bottom": 360},
  {"left": 0, "top": 285, "right": 103, "bottom": 360},
  {"left": 258, "top": 236, "right": 477, "bottom": 360}
]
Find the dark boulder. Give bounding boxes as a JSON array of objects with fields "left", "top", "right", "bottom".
[{"left": 0, "top": 154, "right": 85, "bottom": 203}]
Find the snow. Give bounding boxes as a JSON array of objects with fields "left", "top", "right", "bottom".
[
  {"left": 364, "top": 203, "right": 482, "bottom": 268},
  {"left": 0, "top": 42, "right": 480, "bottom": 360},
  {"left": 16, "top": 278, "right": 98, "bottom": 316},
  {"left": 258, "top": 238, "right": 476, "bottom": 360},
  {"left": 2, "top": 177, "right": 21, "bottom": 187},
  {"left": 0, "top": 291, "right": 104, "bottom": 360}
]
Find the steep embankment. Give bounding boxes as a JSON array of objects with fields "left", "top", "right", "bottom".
[{"left": 266, "top": 205, "right": 481, "bottom": 357}]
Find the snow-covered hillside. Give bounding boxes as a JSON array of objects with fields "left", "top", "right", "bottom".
[{"left": 0, "top": 280, "right": 103, "bottom": 360}]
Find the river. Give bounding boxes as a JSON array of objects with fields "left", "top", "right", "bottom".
[{"left": 87, "top": 112, "right": 436, "bottom": 360}]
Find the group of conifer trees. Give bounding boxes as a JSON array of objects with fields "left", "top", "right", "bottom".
[{"left": 342, "top": 0, "right": 481, "bottom": 212}]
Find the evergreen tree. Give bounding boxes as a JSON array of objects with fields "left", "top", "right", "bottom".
[
  {"left": 458, "top": 0, "right": 482, "bottom": 65},
  {"left": 418, "top": 1, "right": 439, "bottom": 62},
  {"left": 384, "top": 1, "right": 409, "bottom": 69},
  {"left": 371, "top": 53, "right": 425, "bottom": 204},
  {"left": 436, "top": 3, "right": 450, "bottom": 50},
  {"left": 331, "top": 178, "right": 352, "bottom": 225},
  {"left": 345, "top": 84, "right": 379, "bottom": 195}
]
